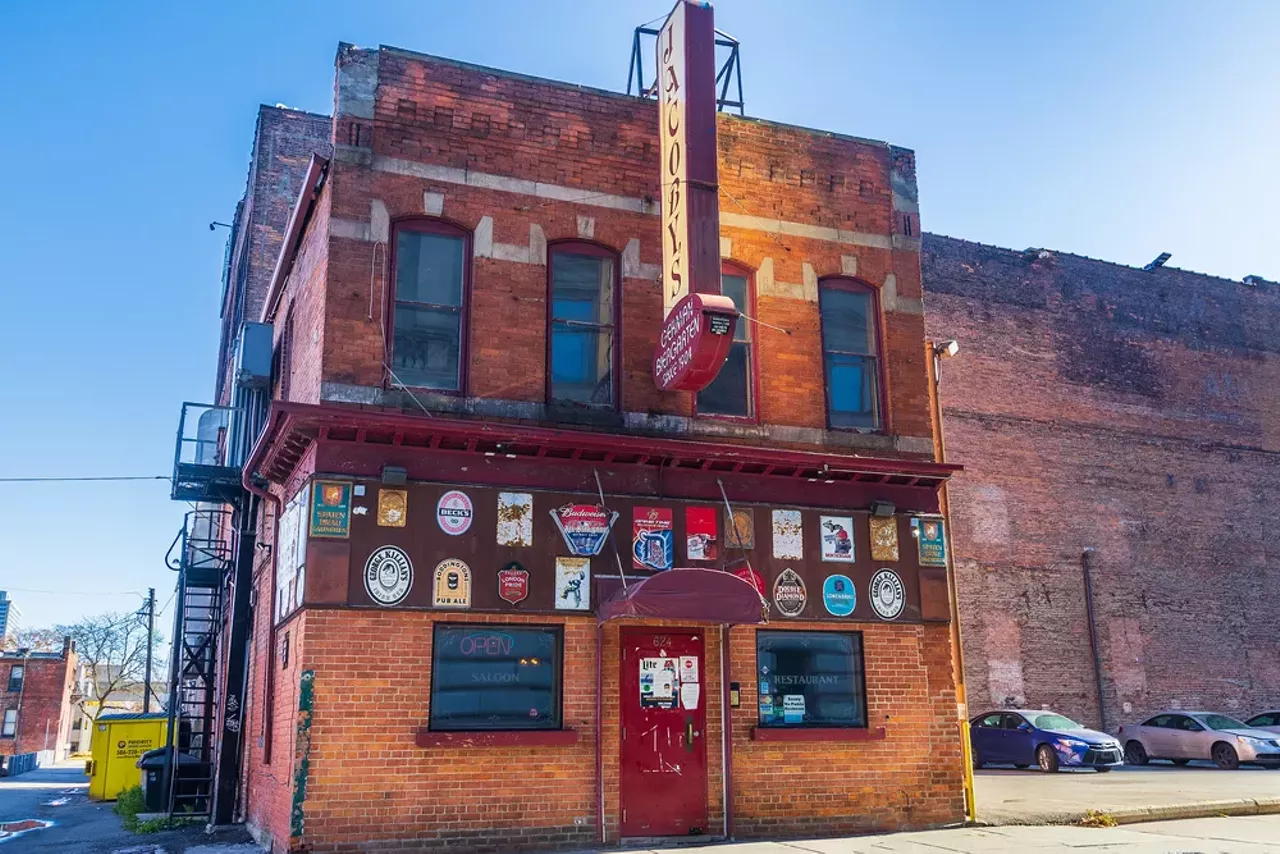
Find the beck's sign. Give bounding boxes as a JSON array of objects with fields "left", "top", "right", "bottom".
[{"left": 653, "top": 292, "right": 738, "bottom": 391}]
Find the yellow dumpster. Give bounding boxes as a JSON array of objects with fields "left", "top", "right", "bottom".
[{"left": 87, "top": 712, "right": 168, "bottom": 801}]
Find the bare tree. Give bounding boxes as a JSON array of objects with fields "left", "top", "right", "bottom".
[
  {"left": 10, "top": 626, "right": 65, "bottom": 652},
  {"left": 61, "top": 611, "right": 164, "bottom": 722}
]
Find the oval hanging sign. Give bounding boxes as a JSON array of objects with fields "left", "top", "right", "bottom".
[{"left": 653, "top": 292, "right": 739, "bottom": 392}]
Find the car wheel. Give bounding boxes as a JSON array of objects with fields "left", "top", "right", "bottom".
[
  {"left": 1171, "top": 759, "right": 1190, "bottom": 766},
  {"left": 1212, "top": 743, "right": 1240, "bottom": 770},
  {"left": 1125, "top": 741, "right": 1149, "bottom": 765},
  {"left": 1094, "top": 766, "right": 1112, "bottom": 773},
  {"left": 1037, "top": 745, "right": 1060, "bottom": 773}
]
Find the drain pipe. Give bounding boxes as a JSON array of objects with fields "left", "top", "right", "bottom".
[
  {"left": 595, "top": 624, "right": 605, "bottom": 846},
  {"left": 1081, "top": 548, "right": 1106, "bottom": 732}
]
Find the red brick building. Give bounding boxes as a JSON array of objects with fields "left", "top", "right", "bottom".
[
  {"left": 0, "top": 638, "right": 77, "bottom": 762},
  {"left": 924, "top": 235, "right": 1280, "bottom": 731},
  {"left": 191, "top": 33, "right": 968, "bottom": 853}
]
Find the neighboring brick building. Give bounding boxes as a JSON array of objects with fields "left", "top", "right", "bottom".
[
  {"left": 194, "top": 29, "right": 968, "bottom": 853},
  {"left": 923, "top": 234, "right": 1280, "bottom": 731},
  {"left": 0, "top": 637, "right": 78, "bottom": 761},
  {"left": 217, "top": 105, "right": 333, "bottom": 407}
]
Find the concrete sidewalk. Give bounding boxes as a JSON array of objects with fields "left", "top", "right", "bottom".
[{"left": 600, "top": 814, "right": 1280, "bottom": 852}]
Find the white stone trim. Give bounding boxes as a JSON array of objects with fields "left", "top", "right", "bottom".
[{"left": 331, "top": 146, "right": 914, "bottom": 251}]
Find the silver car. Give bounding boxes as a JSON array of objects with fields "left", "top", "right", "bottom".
[
  {"left": 1246, "top": 711, "right": 1280, "bottom": 736},
  {"left": 1119, "top": 711, "right": 1280, "bottom": 769}
]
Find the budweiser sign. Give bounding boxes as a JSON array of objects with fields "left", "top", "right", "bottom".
[{"left": 550, "top": 504, "right": 619, "bottom": 557}]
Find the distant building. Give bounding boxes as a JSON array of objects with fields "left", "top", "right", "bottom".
[
  {"left": 68, "top": 663, "right": 158, "bottom": 754},
  {"left": 0, "top": 591, "right": 20, "bottom": 643},
  {"left": 0, "top": 636, "right": 78, "bottom": 761}
]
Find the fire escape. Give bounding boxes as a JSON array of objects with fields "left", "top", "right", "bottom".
[{"left": 164, "top": 321, "right": 272, "bottom": 822}]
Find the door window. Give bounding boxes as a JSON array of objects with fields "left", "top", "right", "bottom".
[
  {"left": 1002, "top": 714, "right": 1029, "bottom": 731},
  {"left": 976, "top": 713, "right": 1003, "bottom": 728}
]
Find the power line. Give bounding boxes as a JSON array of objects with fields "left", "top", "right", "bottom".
[
  {"left": 2, "top": 586, "right": 146, "bottom": 596},
  {"left": 0, "top": 475, "right": 169, "bottom": 484}
]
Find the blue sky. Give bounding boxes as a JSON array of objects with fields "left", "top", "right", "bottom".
[{"left": 0, "top": 0, "right": 1276, "bottom": 630}]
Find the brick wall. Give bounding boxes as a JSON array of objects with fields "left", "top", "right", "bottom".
[
  {"left": 0, "top": 648, "right": 76, "bottom": 757},
  {"left": 253, "top": 611, "right": 961, "bottom": 852},
  {"left": 287, "top": 45, "right": 933, "bottom": 459},
  {"left": 923, "top": 234, "right": 1280, "bottom": 728}
]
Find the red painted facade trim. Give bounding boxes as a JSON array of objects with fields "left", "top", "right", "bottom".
[
  {"left": 414, "top": 727, "right": 579, "bottom": 748},
  {"left": 749, "top": 726, "right": 887, "bottom": 742},
  {"left": 243, "top": 402, "right": 960, "bottom": 492}
]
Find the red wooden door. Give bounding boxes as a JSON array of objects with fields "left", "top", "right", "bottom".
[{"left": 619, "top": 628, "right": 708, "bottom": 837}]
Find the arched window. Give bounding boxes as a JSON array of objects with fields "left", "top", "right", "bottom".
[
  {"left": 388, "top": 218, "right": 471, "bottom": 393},
  {"left": 696, "top": 264, "right": 755, "bottom": 419},
  {"left": 819, "top": 278, "right": 883, "bottom": 430},
  {"left": 548, "top": 242, "right": 619, "bottom": 407}
]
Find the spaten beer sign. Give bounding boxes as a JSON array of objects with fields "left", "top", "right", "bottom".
[{"left": 654, "top": 0, "right": 731, "bottom": 393}]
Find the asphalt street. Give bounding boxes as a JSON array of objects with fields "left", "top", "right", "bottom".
[
  {"left": 975, "top": 761, "right": 1280, "bottom": 824},
  {"left": 0, "top": 761, "right": 256, "bottom": 853}
]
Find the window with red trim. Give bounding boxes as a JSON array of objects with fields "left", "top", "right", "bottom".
[
  {"left": 548, "top": 244, "right": 618, "bottom": 407},
  {"left": 819, "top": 279, "right": 882, "bottom": 430},
  {"left": 390, "top": 220, "right": 469, "bottom": 392},
  {"left": 696, "top": 267, "right": 754, "bottom": 418}
]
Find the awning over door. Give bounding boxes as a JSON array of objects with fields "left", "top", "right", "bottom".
[{"left": 597, "top": 568, "right": 768, "bottom": 625}]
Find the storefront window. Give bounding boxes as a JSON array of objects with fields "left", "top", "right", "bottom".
[
  {"left": 429, "top": 625, "right": 562, "bottom": 731},
  {"left": 756, "top": 630, "right": 867, "bottom": 728}
]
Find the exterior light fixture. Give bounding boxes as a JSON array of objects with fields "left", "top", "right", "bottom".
[
  {"left": 870, "top": 500, "right": 896, "bottom": 517},
  {"left": 934, "top": 340, "right": 960, "bottom": 359}
]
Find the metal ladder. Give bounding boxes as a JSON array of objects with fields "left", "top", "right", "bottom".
[{"left": 165, "top": 508, "right": 234, "bottom": 818}]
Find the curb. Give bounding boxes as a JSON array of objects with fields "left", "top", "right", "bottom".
[
  {"left": 1104, "top": 796, "right": 1280, "bottom": 826},
  {"left": 977, "top": 797, "right": 1280, "bottom": 828}
]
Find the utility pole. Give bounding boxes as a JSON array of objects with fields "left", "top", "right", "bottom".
[{"left": 144, "top": 587, "right": 155, "bottom": 713}]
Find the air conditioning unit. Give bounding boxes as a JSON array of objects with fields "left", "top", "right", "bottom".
[{"left": 234, "top": 322, "right": 273, "bottom": 389}]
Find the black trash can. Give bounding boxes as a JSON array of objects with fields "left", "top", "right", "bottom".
[{"left": 137, "top": 747, "right": 202, "bottom": 813}]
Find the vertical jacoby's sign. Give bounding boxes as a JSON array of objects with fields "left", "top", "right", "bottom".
[{"left": 654, "top": 0, "right": 733, "bottom": 392}]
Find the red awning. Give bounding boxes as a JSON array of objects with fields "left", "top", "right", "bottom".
[{"left": 597, "top": 568, "right": 768, "bottom": 625}]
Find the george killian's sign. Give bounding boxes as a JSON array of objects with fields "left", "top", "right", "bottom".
[{"left": 653, "top": 0, "right": 738, "bottom": 393}]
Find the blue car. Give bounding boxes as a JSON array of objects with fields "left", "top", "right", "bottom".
[{"left": 970, "top": 709, "right": 1125, "bottom": 772}]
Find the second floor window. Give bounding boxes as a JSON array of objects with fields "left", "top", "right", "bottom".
[
  {"left": 549, "top": 245, "right": 617, "bottom": 407},
  {"left": 7, "top": 665, "right": 23, "bottom": 693},
  {"left": 696, "top": 268, "right": 754, "bottom": 419},
  {"left": 391, "top": 221, "right": 469, "bottom": 392},
  {"left": 820, "top": 280, "right": 882, "bottom": 430}
]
